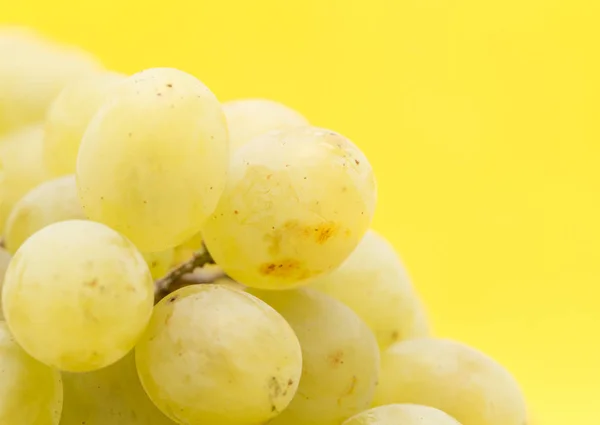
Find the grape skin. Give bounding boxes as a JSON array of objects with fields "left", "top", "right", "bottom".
[
  {"left": 4, "top": 175, "right": 86, "bottom": 254},
  {"left": 76, "top": 67, "right": 230, "bottom": 252},
  {"left": 59, "top": 351, "right": 175, "bottom": 425},
  {"left": 2, "top": 220, "right": 154, "bottom": 372},
  {"left": 43, "top": 71, "right": 127, "bottom": 177},
  {"left": 249, "top": 288, "right": 380, "bottom": 425},
  {"left": 135, "top": 284, "right": 302, "bottom": 425},
  {"left": 223, "top": 98, "right": 309, "bottom": 151},
  {"left": 342, "top": 404, "right": 462, "bottom": 425},
  {"left": 0, "top": 26, "right": 102, "bottom": 135},
  {"left": 373, "top": 338, "right": 527, "bottom": 425},
  {"left": 0, "top": 124, "right": 50, "bottom": 233},
  {"left": 203, "top": 126, "right": 377, "bottom": 289},
  {"left": 0, "top": 321, "right": 63, "bottom": 425},
  {"left": 310, "top": 229, "right": 429, "bottom": 349}
]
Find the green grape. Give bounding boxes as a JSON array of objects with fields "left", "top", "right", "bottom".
[
  {"left": 0, "top": 124, "right": 50, "bottom": 233},
  {"left": 171, "top": 231, "right": 203, "bottom": 266},
  {"left": 0, "top": 26, "right": 102, "bottom": 135},
  {"left": 373, "top": 338, "right": 528, "bottom": 425},
  {"left": 43, "top": 71, "right": 127, "bottom": 177},
  {"left": 60, "top": 351, "right": 175, "bottom": 425},
  {"left": 4, "top": 175, "right": 85, "bottom": 254},
  {"left": 0, "top": 320, "right": 63, "bottom": 425},
  {"left": 135, "top": 284, "right": 302, "bottom": 425},
  {"left": 249, "top": 288, "right": 380, "bottom": 425},
  {"left": 310, "top": 229, "right": 429, "bottom": 349},
  {"left": 0, "top": 248, "right": 11, "bottom": 320},
  {"left": 202, "top": 126, "right": 377, "bottom": 289},
  {"left": 223, "top": 98, "right": 309, "bottom": 151},
  {"left": 343, "top": 404, "right": 462, "bottom": 425},
  {"left": 142, "top": 249, "right": 175, "bottom": 279},
  {"left": 2, "top": 219, "right": 154, "bottom": 372},
  {"left": 76, "top": 67, "right": 229, "bottom": 252}
]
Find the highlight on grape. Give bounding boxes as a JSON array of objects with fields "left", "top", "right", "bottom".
[{"left": 0, "top": 27, "right": 530, "bottom": 425}]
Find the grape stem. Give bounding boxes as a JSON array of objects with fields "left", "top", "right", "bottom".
[{"left": 154, "top": 249, "right": 217, "bottom": 303}]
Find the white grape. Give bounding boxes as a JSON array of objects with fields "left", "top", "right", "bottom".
[
  {"left": 373, "top": 338, "right": 528, "bottom": 425},
  {"left": 77, "top": 67, "right": 229, "bottom": 252},
  {"left": 135, "top": 284, "right": 302, "bottom": 425},
  {"left": 203, "top": 126, "right": 377, "bottom": 289},
  {"left": 310, "top": 229, "right": 429, "bottom": 349},
  {"left": 342, "top": 404, "right": 462, "bottom": 425},
  {"left": 2, "top": 219, "right": 154, "bottom": 372},
  {"left": 0, "top": 320, "right": 63, "bottom": 425},
  {"left": 250, "top": 288, "right": 380, "bottom": 425}
]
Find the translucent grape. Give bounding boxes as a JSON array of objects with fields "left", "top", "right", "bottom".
[
  {"left": 0, "top": 249, "right": 11, "bottom": 320},
  {"left": 60, "top": 351, "right": 175, "bottom": 425},
  {"left": 76, "top": 67, "right": 229, "bottom": 252},
  {"left": 171, "top": 231, "right": 203, "bottom": 266},
  {"left": 0, "top": 26, "right": 102, "bottom": 135},
  {"left": 203, "top": 126, "right": 377, "bottom": 289},
  {"left": 43, "top": 71, "right": 127, "bottom": 177},
  {"left": 142, "top": 249, "right": 175, "bottom": 279},
  {"left": 223, "top": 98, "right": 309, "bottom": 150},
  {"left": 2, "top": 219, "right": 154, "bottom": 372},
  {"left": 249, "top": 288, "right": 380, "bottom": 425},
  {"left": 310, "top": 229, "right": 429, "bottom": 349},
  {"left": 373, "top": 338, "right": 528, "bottom": 425},
  {"left": 0, "top": 124, "right": 50, "bottom": 233},
  {"left": 4, "top": 175, "right": 85, "bottom": 254},
  {"left": 343, "top": 404, "right": 462, "bottom": 425},
  {"left": 135, "top": 284, "right": 302, "bottom": 425},
  {"left": 0, "top": 321, "right": 63, "bottom": 425}
]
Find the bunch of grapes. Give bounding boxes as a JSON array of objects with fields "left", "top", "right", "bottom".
[{"left": 0, "top": 28, "right": 530, "bottom": 425}]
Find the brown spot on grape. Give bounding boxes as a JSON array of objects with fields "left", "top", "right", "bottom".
[
  {"left": 166, "top": 83, "right": 173, "bottom": 88},
  {"left": 345, "top": 376, "right": 357, "bottom": 395},
  {"left": 234, "top": 210, "right": 239, "bottom": 215},
  {"left": 168, "top": 295, "right": 178, "bottom": 303},
  {"left": 391, "top": 330, "right": 400, "bottom": 342},
  {"left": 313, "top": 222, "right": 338, "bottom": 244},
  {"left": 258, "top": 259, "right": 312, "bottom": 280},
  {"left": 84, "top": 279, "right": 98, "bottom": 288},
  {"left": 328, "top": 349, "right": 344, "bottom": 367},
  {"left": 355, "top": 159, "right": 360, "bottom": 165},
  {"left": 151, "top": 260, "right": 158, "bottom": 268}
]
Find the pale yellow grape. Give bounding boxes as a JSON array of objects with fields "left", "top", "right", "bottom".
[
  {"left": 136, "top": 284, "right": 302, "bottom": 425},
  {"left": 60, "top": 351, "right": 175, "bottom": 425},
  {"left": 203, "top": 126, "right": 377, "bottom": 289},
  {"left": 4, "top": 175, "right": 85, "bottom": 254},
  {"left": 249, "top": 288, "right": 380, "bottom": 425},
  {"left": 343, "top": 404, "right": 462, "bottom": 425},
  {"left": 2, "top": 220, "right": 154, "bottom": 372},
  {"left": 0, "top": 124, "right": 50, "bottom": 233},
  {"left": 0, "top": 249, "right": 11, "bottom": 320},
  {"left": 77, "top": 67, "right": 229, "bottom": 252},
  {"left": 310, "top": 229, "right": 429, "bottom": 349},
  {"left": 373, "top": 338, "right": 528, "bottom": 425},
  {"left": 171, "top": 231, "right": 203, "bottom": 266},
  {"left": 0, "top": 321, "right": 63, "bottom": 425},
  {"left": 0, "top": 26, "right": 102, "bottom": 135},
  {"left": 44, "top": 71, "right": 127, "bottom": 177},
  {"left": 223, "top": 98, "right": 309, "bottom": 150},
  {"left": 142, "top": 249, "right": 175, "bottom": 279}
]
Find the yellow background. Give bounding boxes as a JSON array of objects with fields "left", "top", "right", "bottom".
[{"left": 3, "top": 0, "right": 598, "bottom": 423}]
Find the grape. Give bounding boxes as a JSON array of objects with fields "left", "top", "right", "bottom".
[
  {"left": 223, "top": 98, "right": 309, "bottom": 150},
  {"left": 4, "top": 175, "right": 85, "bottom": 254},
  {"left": 373, "top": 338, "right": 527, "bottom": 425},
  {"left": 142, "top": 249, "right": 175, "bottom": 279},
  {"left": 0, "top": 249, "right": 11, "bottom": 320},
  {"left": 60, "top": 351, "right": 175, "bottom": 425},
  {"left": 0, "top": 26, "right": 102, "bottom": 135},
  {"left": 43, "top": 71, "right": 127, "bottom": 177},
  {"left": 203, "top": 126, "right": 377, "bottom": 289},
  {"left": 135, "top": 284, "right": 302, "bottom": 425},
  {"left": 0, "top": 124, "right": 50, "bottom": 233},
  {"left": 310, "top": 229, "right": 429, "bottom": 349},
  {"left": 0, "top": 320, "right": 63, "bottom": 425},
  {"left": 249, "top": 288, "right": 380, "bottom": 425},
  {"left": 76, "top": 67, "right": 230, "bottom": 252},
  {"left": 342, "top": 404, "right": 462, "bottom": 425},
  {"left": 171, "top": 231, "right": 203, "bottom": 266},
  {"left": 2, "top": 219, "right": 154, "bottom": 372}
]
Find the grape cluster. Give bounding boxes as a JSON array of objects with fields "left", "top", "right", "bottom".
[{"left": 0, "top": 28, "right": 530, "bottom": 425}]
